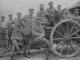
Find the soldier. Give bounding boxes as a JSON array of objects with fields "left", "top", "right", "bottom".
[
  {"left": 57, "top": 5, "right": 62, "bottom": 13},
  {"left": 0, "top": 16, "right": 7, "bottom": 28},
  {"left": 32, "top": 18, "right": 45, "bottom": 37},
  {"left": 36, "top": 4, "right": 47, "bottom": 23},
  {"left": 11, "top": 25, "right": 23, "bottom": 52},
  {"left": 20, "top": 8, "right": 35, "bottom": 58},
  {"left": 8, "top": 14, "right": 13, "bottom": 23},
  {"left": 0, "top": 16, "right": 8, "bottom": 48},
  {"left": 21, "top": 8, "right": 35, "bottom": 33},
  {"left": 7, "top": 14, "right": 15, "bottom": 40},
  {"left": 36, "top": 4, "right": 45, "bottom": 17},
  {"left": 17, "top": 12, "right": 22, "bottom": 20},
  {"left": 46, "top": 1, "right": 56, "bottom": 15},
  {"left": 73, "top": 9, "right": 80, "bottom": 20}
]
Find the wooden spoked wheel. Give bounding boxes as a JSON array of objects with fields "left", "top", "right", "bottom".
[{"left": 50, "top": 19, "right": 80, "bottom": 57}]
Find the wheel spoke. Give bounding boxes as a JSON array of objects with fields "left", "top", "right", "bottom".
[
  {"left": 70, "top": 42, "right": 78, "bottom": 48},
  {"left": 71, "top": 40, "right": 80, "bottom": 47},
  {"left": 61, "top": 24, "right": 65, "bottom": 34},
  {"left": 59, "top": 45, "right": 64, "bottom": 56},
  {"left": 75, "top": 33, "right": 80, "bottom": 37},
  {"left": 68, "top": 42, "right": 75, "bottom": 52},
  {"left": 70, "top": 29, "right": 80, "bottom": 36},
  {"left": 71, "top": 37, "right": 80, "bottom": 39},
  {"left": 66, "top": 43, "right": 69, "bottom": 55},
  {"left": 55, "top": 31, "right": 64, "bottom": 37},
  {"left": 69, "top": 24, "right": 75, "bottom": 35},
  {"left": 52, "top": 38, "right": 64, "bottom": 41},
  {"left": 66, "top": 22, "right": 69, "bottom": 34},
  {"left": 56, "top": 41, "right": 64, "bottom": 48}
]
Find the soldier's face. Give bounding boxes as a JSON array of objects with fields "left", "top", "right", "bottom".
[
  {"left": 74, "top": 11, "right": 79, "bottom": 15},
  {"left": 1, "top": 18, "right": 5, "bottom": 22},
  {"left": 9, "top": 16, "right": 13, "bottom": 20},
  {"left": 49, "top": 2, "right": 53, "bottom": 7},
  {"left": 17, "top": 13, "right": 22, "bottom": 18},
  {"left": 40, "top": 5, "right": 44, "bottom": 10},
  {"left": 58, "top": 5, "right": 61, "bottom": 11},
  {"left": 29, "top": 11, "right": 34, "bottom": 16}
]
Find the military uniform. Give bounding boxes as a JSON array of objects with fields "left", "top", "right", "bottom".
[
  {"left": 46, "top": 7, "right": 56, "bottom": 15},
  {"left": 11, "top": 27, "right": 23, "bottom": 51},
  {"left": 0, "top": 16, "right": 8, "bottom": 48},
  {"left": 20, "top": 15, "right": 35, "bottom": 35},
  {"left": 32, "top": 20, "right": 44, "bottom": 37}
]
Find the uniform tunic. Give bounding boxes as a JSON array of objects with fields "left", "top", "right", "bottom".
[
  {"left": 32, "top": 23, "right": 44, "bottom": 37},
  {"left": 20, "top": 15, "right": 35, "bottom": 35},
  {"left": 37, "top": 10, "right": 46, "bottom": 18},
  {"left": 0, "top": 21, "right": 8, "bottom": 47},
  {"left": 46, "top": 7, "right": 56, "bottom": 15},
  {"left": 36, "top": 10, "right": 48, "bottom": 23}
]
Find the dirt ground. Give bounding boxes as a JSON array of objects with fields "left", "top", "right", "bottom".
[{"left": 0, "top": 54, "right": 80, "bottom": 60}]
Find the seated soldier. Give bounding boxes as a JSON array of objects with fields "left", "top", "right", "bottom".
[
  {"left": 11, "top": 25, "right": 23, "bottom": 52},
  {"left": 72, "top": 9, "right": 80, "bottom": 20},
  {"left": 32, "top": 18, "right": 45, "bottom": 38}
]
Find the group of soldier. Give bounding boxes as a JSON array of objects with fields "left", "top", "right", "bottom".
[{"left": 0, "top": 1, "right": 80, "bottom": 58}]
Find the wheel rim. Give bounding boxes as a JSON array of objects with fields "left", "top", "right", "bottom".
[{"left": 50, "top": 20, "right": 80, "bottom": 57}]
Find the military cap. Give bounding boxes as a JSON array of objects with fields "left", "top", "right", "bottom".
[
  {"left": 40, "top": 4, "right": 44, "bottom": 6},
  {"left": 1, "top": 16, "right": 5, "bottom": 18},
  {"left": 29, "top": 8, "right": 34, "bottom": 11},
  {"left": 48, "top": 1, "right": 53, "bottom": 4},
  {"left": 17, "top": 12, "right": 22, "bottom": 14},
  {"left": 8, "top": 14, "right": 12, "bottom": 17},
  {"left": 74, "top": 9, "right": 79, "bottom": 11},
  {"left": 57, "top": 5, "right": 61, "bottom": 6},
  {"left": 74, "top": 9, "right": 79, "bottom": 13}
]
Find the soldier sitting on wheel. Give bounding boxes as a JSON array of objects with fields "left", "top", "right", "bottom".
[{"left": 72, "top": 9, "right": 80, "bottom": 20}]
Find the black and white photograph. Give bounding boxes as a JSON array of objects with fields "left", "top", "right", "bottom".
[{"left": 0, "top": 0, "right": 80, "bottom": 60}]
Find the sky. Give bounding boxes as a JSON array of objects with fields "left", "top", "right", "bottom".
[{"left": 0, "top": 0, "right": 79, "bottom": 18}]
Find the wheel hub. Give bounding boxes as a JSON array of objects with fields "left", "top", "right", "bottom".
[{"left": 64, "top": 34, "right": 71, "bottom": 41}]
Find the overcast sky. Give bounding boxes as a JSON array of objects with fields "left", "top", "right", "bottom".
[{"left": 0, "top": 0, "right": 79, "bottom": 18}]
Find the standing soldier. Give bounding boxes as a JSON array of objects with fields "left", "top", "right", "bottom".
[
  {"left": 45, "top": 1, "right": 56, "bottom": 26},
  {"left": 0, "top": 16, "right": 7, "bottom": 28},
  {"left": 55, "top": 5, "right": 63, "bottom": 23},
  {"left": 7, "top": 14, "right": 15, "bottom": 40},
  {"left": 46, "top": 1, "right": 56, "bottom": 15},
  {"left": 14, "top": 12, "right": 22, "bottom": 27},
  {"left": 17, "top": 12, "right": 22, "bottom": 20},
  {"left": 8, "top": 14, "right": 13, "bottom": 23},
  {"left": 21, "top": 8, "right": 35, "bottom": 35},
  {"left": 36, "top": 4, "right": 47, "bottom": 23},
  {"left": 57, "top": 5, "right": 62, "bottom": 13},
  {"left": 18, "top": 8, "right": 35, "bottom": 58},
  {"left": 37, "top": 4, "right": 45, "bottom": 17},
  {"left": 0, "top": 16, "right": 8, "bottom": 48}
]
